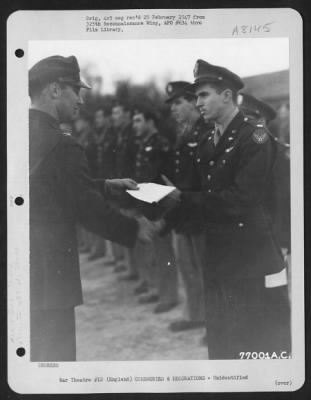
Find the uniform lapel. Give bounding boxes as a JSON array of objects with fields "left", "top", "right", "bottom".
[
  {"left": 211, "top": 112, "right": 244, "bottom": 161},
  {"left": 198, "top": 128, "right": 215, "bottom": 163}
]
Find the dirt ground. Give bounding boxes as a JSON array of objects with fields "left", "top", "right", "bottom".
[{"left": 75, "top": 246, "right": 209, "bottom": 361}]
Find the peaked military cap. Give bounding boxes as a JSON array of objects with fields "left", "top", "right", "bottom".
[
  {"left": 165, "top": 81, "right": 196, "bottom": 103},
  {"left": 192, "top": 59, "right": 244, "bottom": 91},
  {"left": 133, "top": 102, "right": 159, "bottom": 123},
  {"left": 29, "top": 55, "right": 91, "bottom": 90},
  {"left": 237, "top": 93, "right": 277, "bottom": 122}
]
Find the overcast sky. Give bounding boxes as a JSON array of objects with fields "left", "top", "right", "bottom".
[{"left": 29, "top": 38, "right": 289, "bottom": 94}]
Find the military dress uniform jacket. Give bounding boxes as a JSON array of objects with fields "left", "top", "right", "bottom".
[
  {"left": 173, "top": 117, "right": 208, "bottom": 191},
  {"left": 95, "top": 127, "right": 117, "bottom": 179},
  {"left": 134, "top": 131, "right": 172, "bottom": 220},
  {"left": 135, "top": 131, "right": 171, "bottom": 183},
  {"left": 114, "top": 124, "right": 137, "bottom": 179},
  {"left": 29, "top": 110, "right": 138, "bottom": 310},
  {"left": 171, "top": 117, "right": 211, "bottom": 233},
  {"left": 166, "top": 111, "right": 284, "bottom": 280}
]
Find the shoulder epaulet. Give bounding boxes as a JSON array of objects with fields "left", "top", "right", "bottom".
[{"left": 270, "top": 135, "right": 290, "bottom": 149}]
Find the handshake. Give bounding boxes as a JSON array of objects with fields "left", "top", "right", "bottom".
[{"left": 136, "top": 216, "right": 165, "bottom": 243}]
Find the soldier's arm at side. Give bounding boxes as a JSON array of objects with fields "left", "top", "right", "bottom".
[{"left": 63, "top": 136, "right": 138, "bottom": 247}]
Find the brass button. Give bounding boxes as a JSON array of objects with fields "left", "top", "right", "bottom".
[
  {"left": 207, "top": 175, "right": 211, "bottom": 181},
  {"left": 209, "top": 161, "right": 215, "bottom": 166},
  {"left": 197, "top": 158, "right": 200, "bottom": 163},
  {"left": 238, "top": 222, "right": 244, "bottom": 227}
]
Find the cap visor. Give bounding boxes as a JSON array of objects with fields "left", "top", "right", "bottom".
[
  {"left": 78, "top": 80, "right": 91, "bottom": 89},
  {"left": 165, "top": 90, "right": 195, "bottom": 103}
]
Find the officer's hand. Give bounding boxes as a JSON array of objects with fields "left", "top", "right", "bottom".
[
  {"left": 136, "top": 216, "right": 158, "bottom": 243},
  {"left": 106, "top": 178, "right": 138, "bottom": 195}
]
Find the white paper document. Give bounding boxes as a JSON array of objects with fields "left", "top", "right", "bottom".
[{"left": 127, "top": 183, "right": 176, "bottom": 203}]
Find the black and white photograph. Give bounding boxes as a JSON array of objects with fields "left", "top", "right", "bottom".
[{"left": 7, "top": 8, "right": 304, "bottom": 394}]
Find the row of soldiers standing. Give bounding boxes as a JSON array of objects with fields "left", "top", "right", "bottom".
[{"left": 74, "top": 61, "right": 291, "bottom": 358}]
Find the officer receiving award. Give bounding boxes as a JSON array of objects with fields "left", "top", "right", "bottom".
[{"left": 6, "top": 6, "right": 305, "bottom": 395}]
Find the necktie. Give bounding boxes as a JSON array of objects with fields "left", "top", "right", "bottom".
[{"left": 214, "top": 129, "right": 221, "bottom": 146}]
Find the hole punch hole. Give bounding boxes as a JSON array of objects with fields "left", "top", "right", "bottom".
[
  {"left": 15, "top": 49, "right": 24, "bottom": 58},
  {"left": 16, "top": 347, "right": 26, "bottom": 357},
  {"left": 15, "top": 196, "right": 24, "bottom": 206}
]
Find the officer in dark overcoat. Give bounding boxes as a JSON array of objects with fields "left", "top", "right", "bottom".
[
  {"left": 29, "top": 55, "right": 155, "bottom": 361},
  {"left": 163, "top": 60, "right": 291, "bottom": 359}
]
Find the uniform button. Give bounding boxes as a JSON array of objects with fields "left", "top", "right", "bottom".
[
  {"left": 208, "top": 189, "right": 212, "bottom": 193},
  {"left": 222, "top": 160, "right": 226, "bottom": 164},
  {"left": 208, "top": 136, "right": 212, "bottom": 140},
  {"left": 209, "top": 161, "right": 215, "bottom": 166},
  {"left": 175, "top": 168, "right": 180, "bottom": 173},
  {"left": 136, "top": 162, "right": 141, "bottom": 166},
  {"left": 207, "top": 174, "right": 211, "bottom": 181},
  {"left": 244, "top": 117, "right": 248, "bottom": 122},
  {"left": 176, "top": 151, "right": 180, "bottom": 155},
  {"left": 238, "top": 222, "right": 244, "bottom": 227},
  {"left": 197, "top": 158, "right": 200, "bottom": 163},
  {"left": 194, "top": 131, "right": 198, "bottom": 135},
  {"left": 175, "top": 159, "right": 180, "bottom": 164},
  {"left": 190, "top": 151, "right": 194, "bottom": 156}
]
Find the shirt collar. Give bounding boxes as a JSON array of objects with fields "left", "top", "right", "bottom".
[{"left": 215, "top": 107, "right": 239, "bottom": 136}]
